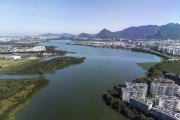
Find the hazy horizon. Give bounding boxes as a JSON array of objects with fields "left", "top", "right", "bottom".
[{"left": 0, "top": 0, "right": 180, "bottom": 36}]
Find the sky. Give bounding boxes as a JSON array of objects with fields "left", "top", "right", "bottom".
[{"left": 0, "top": 0, "right": 180, "bottom": 36}]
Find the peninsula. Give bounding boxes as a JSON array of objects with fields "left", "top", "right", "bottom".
[
  {"left": 0, "top": 56, "right": 85, "bottom": 75},
  {"left": 103, "top": 59, "right": 180, "bottom": 120}
]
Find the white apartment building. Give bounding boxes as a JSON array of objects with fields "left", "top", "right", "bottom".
[
  {"left": 9, "top": 55, "right": 21, "bottom": 60},
  {"left": 129, "top": 96, "right": 153, "bottom": 112},
  {"left": 150, "top": 82, "right": 179, "bottom": 97},
  {"left": 157, "top": 46, "right": 180, "bottom": 55},
  {"left": 159, "top": 96, "right": 180, "bottom": 111},
  {"left": 121, "top": 82, "right": 148, "bottom": 102}
]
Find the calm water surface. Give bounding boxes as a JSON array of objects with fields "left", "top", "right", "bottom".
[{"left": 16, "top": 40, "right": 161, "bottom": 120}]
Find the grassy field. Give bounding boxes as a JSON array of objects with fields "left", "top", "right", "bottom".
[
  {"left": 147, "top": 61, "right": 180, "bottom": 78},
  {"left": 0, "top": 57, "right": 85, "bottom": 75},
  {"left": 137, "top": 62, "right": 159, "bottom": 70},
  {"left": 136, "top": 61, "right": 180, "bottom": 81},
  {"left": 0, "top": 77, "right": 49, "bottom": 120},
  {"left": 158, "top": 61, "right": 180, "bottom": 74},
  {"left": 135, "top": 61, "right": 180, "bottom": 82},
  {"left": 0, "top": 60, "right": 37, "bottom": 74}
]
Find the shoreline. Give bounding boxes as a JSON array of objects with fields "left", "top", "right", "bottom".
[
  {"left": 102, "top": 51, "right": 180, "bottom": 119},
  {"left": 101, "top": 48, "right": 166, "bottom": 119},
  {"left": 0, "top": 77, "right": 49, "bottom": 120},
  {"left": 130, "top": 48, "right": 169, "bottom": 61},
  {"left": 68, "top": 42, "right": 170, "bottom": 61},
  {"left": 0, "top": 56, "right": 85, "bottom": 75},
  {"left": 0, "top": 49, "right": 86, "bottom": 120},
  {"left": 136, "top": 62, "right": 159, "bottom": 71}
]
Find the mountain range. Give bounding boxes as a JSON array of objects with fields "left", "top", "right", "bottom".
[
  {"left": 96, "top": 23, "right": 180, "bottom": 40},
  {"left": 39, "top": 33, "right": 75, "bottom": 37},
  {"left": 39, "top": 23, "right": 180, "bottom": 40},
  {"left": 78, "top": 33, "right": 96, "bottom": 38}
]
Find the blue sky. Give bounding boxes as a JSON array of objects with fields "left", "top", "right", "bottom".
[{"left": 0, "top": 0, "right": 180, "bottom": 36}]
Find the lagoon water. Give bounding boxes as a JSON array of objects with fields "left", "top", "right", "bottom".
[{"left": 16, "top": 40, "right": 161, "bottom": 120}]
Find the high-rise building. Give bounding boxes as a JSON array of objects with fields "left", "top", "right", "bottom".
[{"left": 121, "top": 82, "right": 147, "bottom": 102}]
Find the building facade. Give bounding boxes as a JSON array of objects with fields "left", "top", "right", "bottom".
[
  {"left": 150, "top": 81, "right": 179, "bottom": 98},
  {"left": 121, "top": 82, "right": 148, "bottom": 102},
  {"left": 129, "top": 96, "right": 153, "bottom": 113},
  {"left": 151, "top": 106, "right": 180, "bottom": 120},
  {"left": 158, "top": 96, "right": 180, "bottom": 111}
]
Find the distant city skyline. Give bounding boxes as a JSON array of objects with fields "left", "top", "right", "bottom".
[{"left": 0, "top": 0, "right": 180, "bottom": 36}]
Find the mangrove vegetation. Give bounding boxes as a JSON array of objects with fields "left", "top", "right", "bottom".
[
  {"left": 45, "top": 46, "right": 67, "bottom": 56},
  {"left": 0, "top": 57, "right": 85, "bottom": 75}
]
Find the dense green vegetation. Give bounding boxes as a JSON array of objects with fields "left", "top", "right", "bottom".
[
  {"left": 0, "top": 60, "right": 33, "bottom": 74},
  {"left": 147, "top": 61, "right": 180, "bottom": 78},
  {"left": 132, "top": 77, "right": 149, "bottom": 83},
  {"left": 102, "top": 86, "right": 154, "bottom": 120},
  {"left": 0, "top": 57, "right": 85, "bottom": 75},
  {"left": 45, "top": 46, "right": 67, "bottom": 55},
  {"left": 135, "top": 60, "right": 180, "bottom": 83},
  {"left": 0, "top": 77, "right": 49, "bottom": 120}
]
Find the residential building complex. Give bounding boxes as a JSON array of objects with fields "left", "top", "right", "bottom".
[
  {"left": 0, "top": 46, "right": 46, "bottom": 53},
  {"left": 155, "top": 46, "right": 180, "bottom": 56},
  {"left": 121, "top": 77, "right": 180, "bottom": 120}
]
